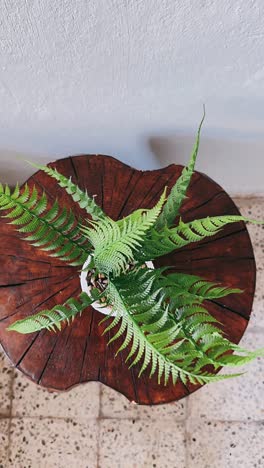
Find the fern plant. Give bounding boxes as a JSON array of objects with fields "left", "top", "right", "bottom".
[{"left": 4, "top": 115, "right": 264, "bottom": 388}]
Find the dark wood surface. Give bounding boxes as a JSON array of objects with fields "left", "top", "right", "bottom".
[{"left": 0, "top": 155, "right": 256, "bottom": 404}]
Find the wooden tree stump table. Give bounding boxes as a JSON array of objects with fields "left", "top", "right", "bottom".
[{"left": 0, "top": 155, "right": 256, "bottom": 404}]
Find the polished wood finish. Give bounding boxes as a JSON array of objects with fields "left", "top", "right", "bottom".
[{"left": 0, "top": 155, "right": 256, "bottom": 404}]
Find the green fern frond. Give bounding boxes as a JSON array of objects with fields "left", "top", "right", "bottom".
[
  {"left": 102, "top": 270, "right": 252, "bottom": 386},
  {"left": 159, "top": 272, "right": 242, "bottom": 308},
  {"left": 81, "top": 188, "right": 167, "bottom": 276},
  {"left": 167, "top": 297, "right": 262, "bottom": 373},
  {"left": 0, "top": 183, "right": 90, "bottom": 266},
  {"left": 139, "top": 215, "right": 264, "bottom": 261},
  {"left": 155, "top": 107, "right": 205, "bottom": 230},
  {"left": 27, "top": 161, "right": 106, "bottom": 221},
  {"left": 7, "top": 292, "right": 97, "bottom": 334}
]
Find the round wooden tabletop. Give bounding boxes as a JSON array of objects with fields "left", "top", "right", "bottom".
[{"left": 0, "top": 155, "right": 256, "bottom": 404}]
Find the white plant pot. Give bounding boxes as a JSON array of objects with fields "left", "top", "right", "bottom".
[{"left": 80, "top": 255, "right": 154, "bottom": 316}]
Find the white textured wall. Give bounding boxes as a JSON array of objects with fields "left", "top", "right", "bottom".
[{"left": 0, "top": 0, "right": 264, "bottom": 193}]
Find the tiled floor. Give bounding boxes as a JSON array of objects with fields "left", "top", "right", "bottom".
[{"left": 0, "top": 197, "right": 264, "bottom": 468}]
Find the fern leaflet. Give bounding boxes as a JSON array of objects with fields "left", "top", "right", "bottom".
[
  {"left": 81, "top": 188, "right": 167, "bottom": 276},
  {"left": 102, "top": 269, "right": 255, "bottom": 386},
  {"left": 0, "top": 183, "right": 90, "bottom": 266},
  {"left": 159, "top": 272, "right": 242, "bottom": 308},
  {"left": 155, "top": 107, "right": 205, "bottom": 230},
  {"left": 7, "top": 292, "right": 97, "bottom": 334},
  {"left": 28, "top": 161, "right": 106, "bottom": 221},
  {"left": 138, "top": 215, "right": 263, "bottom": 261}
]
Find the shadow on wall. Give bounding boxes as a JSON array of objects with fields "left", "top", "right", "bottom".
[
  {"left": 0, "top": 150, "right": 52, "bottom": 186},
  {"left": 0, "top": 127, "right": 159, "bottom": 185},
  {"left": 148, "top": 133, "right": 264, "bottom": 195},
  {"left": 0, "top": 146, "right": 157, "bottom": 187},
  {"left": 1, "top": 129, "right": 264, "bottom": 196}
]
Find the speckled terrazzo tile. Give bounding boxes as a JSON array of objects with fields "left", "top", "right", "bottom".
[
  {"left": 0, "top": 345, "right": 13, "bottom": 417},
  {"left": 234, "top": 197, "right": 264, "bottom": 328},
  {"left": 12, "top": 370, "right": 100, "bottom": 419},
  {"left": 0, "top": 419, "right": 9, "bottom": 467},
  {"left": 187, "top": 419, "right": 264, "bottom": 468},
  {"left": 100, "top": 384, "right": 185, "bottom": 420},
  {"left": 98, "top": 419, "right": 185, "bottom": 468},
  {"left": 188, "top": 330, "right": 264, "bottom": 421},
  {"left": 9, "top": 418, "right": 98, "bottom": 468}
]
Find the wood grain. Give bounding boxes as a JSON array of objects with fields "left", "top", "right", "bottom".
[{"left": 0, "top": 155, "right": 256, "bottom": 404}]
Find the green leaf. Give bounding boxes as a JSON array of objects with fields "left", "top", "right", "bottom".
[
  {"left": 7, "top": 292, "right": 95, "bottom": 334},
  {"left": 100, "top": 269, "right": 247, "bottom": 386},
  {"left": 101, "top": 267, "right": 264, "bottom": 385},
  {"left": 160, "top": 272, "right": 242, "bottom": 307},
  {"left": 155, "top": 107, "right": 205, "bottom": 230},
  {"left": 26, "top": 161, "right": 106, "bottom": 221},
  {"left": 0, "top": 183, "right": 90, "bottom": 266},
  {"left": 138, "top": 215, "right": 264, "bottom": 261},
  {"left": 81, "top": 188, "right": 167, "bottom": 276}
]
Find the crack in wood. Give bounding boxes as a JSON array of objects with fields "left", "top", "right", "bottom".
[
  {"left": 209, "top": 299, "right": 250, "bottom": 320},
  {"left": 14, "top": 274, "right": 77, "bottom": 311},
  {"left": 0, "top": 274, "right": 74, "bottom": 289},
  {"left": 0, "top": 282, "right": 25, "bottom": 288},
  {"left": 181, "top": 190, "right": 225, "bottom": 216},
  {"left": 117, "top": 170, "right": 139, "bottom": 218},
  {"left": 37, "top": 335, "right": 61, "bottom": 384},
  {"left": 169, "top": 227, "right": 247, "bottom": 257},
  {"left": 79, "top": 308, "right": 95, "bottom": 382},
  {"left": 19, "top": 285, "right": 80, "bottom": 380},
  {"left": 168, "top": 255, "right": 255, "bottom": 264},
  {"left": 31, "top": 175, "right": 55, "bottom": 200},
  {"left": 79, "top": 336, "right": 90, "bottom": 382},
  {"left": 142, "top": 171, "right": 180, "bottom": 208},
  {"left": 0, "top": 276, "right": 78, "bottom": 324},
  {"left": 130, "top": 367, "right": 139, "bottom": 403},
  {"left": 69, "top": 157, "right": 79, "bottom": 182},
  {"left": 15, "top": 331, "right": 42, "bottom": 367},
  {"left": 135, "top": 172, "right": 167, "bottom": 207}
]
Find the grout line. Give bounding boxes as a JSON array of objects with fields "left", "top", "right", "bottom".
[
  {"left": 3, "top": 414, "right": 264, "bottom": 423},
  {"left": 96, "top": 419, "right": 102, "bottom": 468},
  {"left": 7, "top": 415, "right": 102, "bottom": 422},
  {"left": 185, "top": 418, "right": 264, "bottom": 424},
  {"left": 96, "top": 415, "right": 187, "bottom": 422},
  {"left": 98, "top": 382, "right": 102, "bottom": 419},
  {"left": 185, "top": 396, "right": 190, "bottom": 468},
  {"left": 232, "top": 195, "right": 264, "bottom": 201},
  {"left": 0, "top": 414, "right": 203, "bottom": 422},
  {"left": 185, "top": 395, "right": 190, "bottom": 419},
  {"left": 6, "top": 368, "right": 15, "bottom": 464},
  {"left": 96, "top": 384, "right": 103, "bottom": 468},
  {"left": 246, "top": 326, "right": 264, "bottom": 334}
]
